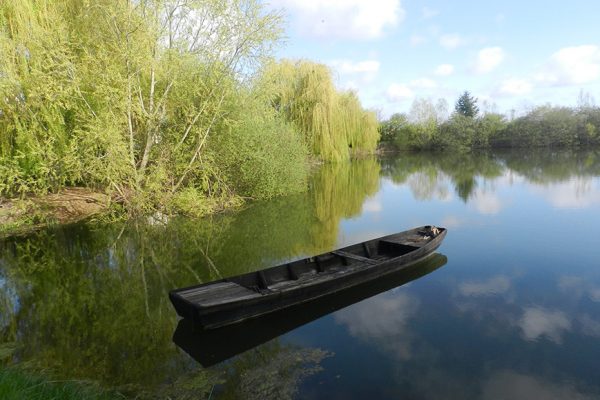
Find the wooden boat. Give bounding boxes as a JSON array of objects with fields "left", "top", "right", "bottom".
[
  {"left": 173, "top": 253, "right": 447, "bottom": 366},
  {"left": 169, "top": 225, "right": 446, "bottom": 330}
]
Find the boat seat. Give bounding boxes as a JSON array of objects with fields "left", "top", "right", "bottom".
[
  {"left": 378, "top": 240, "right": 420, "bottom": 255},
  {"left": 332, "top": 250, "right": 379, "bottom": 264},
  {"left": 180, "top": 282, "right": 261, "bottom": 307}
]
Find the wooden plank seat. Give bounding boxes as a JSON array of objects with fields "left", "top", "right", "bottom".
[
  {"left": 179, "top": 282, "right": 260, "bottom": 307},
  {"left": 331, "top": 250, "right": 379, "bottom": 265}
]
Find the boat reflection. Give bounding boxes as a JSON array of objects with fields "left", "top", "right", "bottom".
[{"left": 173, "top": 253, "right": 447, "bottom": 367}]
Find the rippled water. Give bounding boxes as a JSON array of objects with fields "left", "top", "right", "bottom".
[{"left": 1, "top": 149, "right": 600, "bottom": 399}]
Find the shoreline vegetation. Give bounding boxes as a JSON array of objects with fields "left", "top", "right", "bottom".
[
  {"left": 379, "top": 91, "right": 600, "bottom": 152},
  {"left": 1, "top": 2, "right": 598, "bottom": 237},
  {"left": 0, "top": 0, "right": 378, "bottom": 235},
  {"left": 0, "top": 367, "right": 123, "bottom": 400}
]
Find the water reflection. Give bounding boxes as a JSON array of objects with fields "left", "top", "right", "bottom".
[
  {"left": 459, "top": 275, "right": 511, "bottom": 297},
  {"left": 518, "top": 307, "right": 572, "bottom": 343},
  {"left": 381, "top": 148, "right": 600, "bottom": 207},
  {"left": 0, "top": 158, "right": 382, "bottom": 394},
  {"left": 174, "top": 254, "right": 447, "bottom": 367},
  {"left": 1, "top": 149, "right": 600, "bottom": 398},
  {"left": 481, "top": 370, "right": 595, "bottom": 400}
]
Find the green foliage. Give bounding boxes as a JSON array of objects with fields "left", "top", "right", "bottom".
[
  {"left": 0, "top": 368, "right": 121, "bottom": 400},
  {"left": 380, "top": 93, "right": 600, "bottom": 151},
  {"left": 219, "top": 341, "right": 331, "bottom": 400},
  {"left": 492, "top": 106, "right": 598, "bottom": 148},
  {"left": 0, "top": 0, "right": 306, "bottom": 215},
  {"left": 379, "top": 98, "right": 447, "bottom": 150},
  {"left": 0, "top": 159, "right": 383, "bottom": 395},
  {"left": 476, "top": 113, "right": 506, "bottom": 147},
  {"left": 454, "top": 91, "right": 479, "bottom": 118},
  {"left": 436, "top": 114, "right": 477, "bottom": 151},
  {"left": 261, "top": 60, "right": 379, "bottom": 161},
  {"left": 379, "top": 113, "right": 408, "bottom": 143},
  {"left": 209, "top": 91, "right": 308, "bottom": 199}
]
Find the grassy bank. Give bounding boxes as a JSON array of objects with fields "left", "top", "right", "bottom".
[
  {"left": 0, "top": 368, "right": 122, "bottom": 400},
  {"left": 0, "top": 188, "right": 112, "bottom": 238}
]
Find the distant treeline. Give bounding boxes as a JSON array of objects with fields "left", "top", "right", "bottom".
[
  {"left": 380, "top": 92, "right": 600, "bottom": 151},
  {"left": 0, "top": 0, "right": 378, "bottom": 216}
]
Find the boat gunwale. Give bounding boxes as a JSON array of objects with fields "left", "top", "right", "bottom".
[
  {"left": 169, "top": 226, "right": 447, "bottom": 327},
  {"left": 170, "top": 225, "right": 445, "bottom": 296}
]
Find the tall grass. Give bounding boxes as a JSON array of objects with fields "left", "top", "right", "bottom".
[{"left": 0, "top": 368, "right": 122, "bottom": 400}]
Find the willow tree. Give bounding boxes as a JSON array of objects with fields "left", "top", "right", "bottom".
[
  {"left": 0, "top": 0, "right": 293, "bottom": 212},
  {"left": 261, "top": 60, "right": 379, "bottom": 161},
  {"left": 336, "top": 91, "right": 379, "bottom": 154}
]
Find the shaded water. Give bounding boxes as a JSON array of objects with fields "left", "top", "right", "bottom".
[{"left": 1, "top": 149, "right": 600, "bottom": 399}]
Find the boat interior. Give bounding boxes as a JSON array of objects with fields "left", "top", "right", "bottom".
[
  {"left": 172, "top": 227, "right": 444, "bottom": 308},
  {"left": 227, "top": 234, "right": 424, "bottom": 293}
]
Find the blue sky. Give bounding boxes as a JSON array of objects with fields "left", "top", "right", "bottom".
[{"left": 267, "top": 0, "right": 600, "bottom": 118}]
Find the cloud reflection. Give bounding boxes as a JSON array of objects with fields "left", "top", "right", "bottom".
[
  {"left": 518, "top": 307, "right": 571, "bottom": 343},
  {"left": 334, "top": 291, "right": 418, "bottom": 360},
  {"left": 469, "top": 190, "right": 504, "bottom": 215},
  {"left": 531, "top": 178, "right": 600, "bottom": 209},
  {"left": 482, "top": 370, "right": 595, "bottom": 400},
  {"left": 362, "top": 197, "right": 382, "bottom": 213},
  {"left": 441, "top": 215, "right": 464, "bottom": 229},
  {"left": 578, "top": 314, "right": 600, "bottom": 338},
  {"left": 459, "top": 275, "right": 511, "bottom": 297},
  {"left": 558, "top": 275, "right": 600, "bottom": 302}
]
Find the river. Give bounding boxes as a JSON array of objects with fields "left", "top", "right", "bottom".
[{"left": 1, "top": 149, "right": 600, "bottom": 399}]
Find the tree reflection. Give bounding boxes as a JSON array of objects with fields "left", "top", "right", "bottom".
[
  {"left": 381, "top": 149, "right": 600, "bottom": 202},
  {"left": 0, "top": 157, "right": 381, "bottom": 395},
  {"left": 218, "top": 341, "right": 331, "bottom": 400}
]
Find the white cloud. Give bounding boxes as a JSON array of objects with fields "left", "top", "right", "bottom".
[
  {"left": 439, "top": 33, "right": 464, "bottom": 50},
  {"left": 459, "top": 276, "right": 511, "bottom": 297},
  {"left": 518, "top": 307, "right": 571, "bottom": 343},
  {"left": 386, "top": 83, "right": 414, "bottom": 102},
  {"left": 329, "top": 59, "right": 380, "bottom": 83},
  {"left": 498, "top": 78, "right": 533, "bottom": 96},
  {"left": 279, "top": 0, "right": 404, "bottom": 39},
  {"left": 410, "top": 78, "right": 437, "bottom": 89},
  {"left": 535, "top": 45, "right": 600, "bottom": 86},
  {"left": 434, "top": 63, "right": 454, "bottom": 76},
  {"left": 330, "top": 60, "right": 380, "bottom": 74},
  {"left": 410, "top": 34, "right": 427, "bottom": 46},
  {"left": 474, "top": 47, "right": 505, "bottom": 74},
  {"left": 422, "top": 6, "right": 439, "bottom": 19},
  {"left": 385, "top": 78, "right": 437, "bottom": 103}
]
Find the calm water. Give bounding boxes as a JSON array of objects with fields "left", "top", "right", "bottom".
[{"left": 1, "top": 149, "right": 600, "bottom": 399}]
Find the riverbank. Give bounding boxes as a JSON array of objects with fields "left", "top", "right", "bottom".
[
  {"left": 0, "top": 368, "right": 122, "bottom": 400},
  {"left": 0, "top": 188, "right": 111, "bottom": 239}
]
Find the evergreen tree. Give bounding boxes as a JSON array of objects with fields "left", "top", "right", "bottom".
[{"left": 455, "top": 91, "right": 479, "bottom": 118}]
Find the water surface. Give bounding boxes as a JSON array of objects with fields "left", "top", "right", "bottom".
[{"left": 1, "top": 149, "right": 600, "bottom": 399}]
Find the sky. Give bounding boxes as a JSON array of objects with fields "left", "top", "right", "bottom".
[{"left": 266, "top": 0, "right": 600, "bottom": 118}]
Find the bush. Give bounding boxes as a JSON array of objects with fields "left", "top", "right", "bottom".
[{"left": 209, "top": 93, "right": 308, "bottom": 199}]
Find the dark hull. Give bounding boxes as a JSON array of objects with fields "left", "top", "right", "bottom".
[
  {"left": 173, "top": 253, "right": 447, "bottom": 367},
  {"left": 170, "top": 225, "right": 447, "bottom": 329}
]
